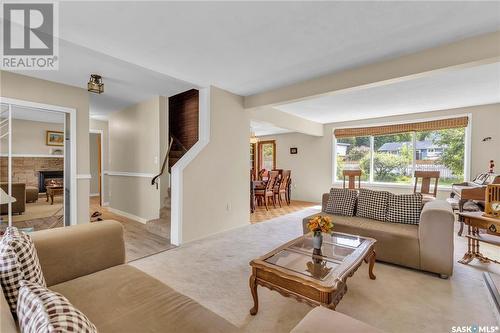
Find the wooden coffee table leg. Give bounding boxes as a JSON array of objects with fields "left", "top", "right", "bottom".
[
  {"left": 46, "top": 191, "right": 50, "bottom": 202},
  {"left": 364, "top": 249, "right": 376, "bottom": 280},
  {"left": 249, "top": 273, "right": 259, "bottom": 315}
]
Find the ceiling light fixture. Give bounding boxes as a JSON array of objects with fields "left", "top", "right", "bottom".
[{"left": 87, "top": 74, "right": 104, "bottom": 94}]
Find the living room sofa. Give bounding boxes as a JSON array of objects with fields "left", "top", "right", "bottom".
[
  {"left": 303, "top": 193, "right": 455, "bottom": 278},
  {"left": 1, "top": 221, "right": 238, "bottom": 333}
]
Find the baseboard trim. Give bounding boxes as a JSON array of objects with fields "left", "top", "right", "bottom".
[
  {"left": 107, "top": 207, "right": 148, "bottom": 224},
  {"left": 89, "top": 193, "right": 100, "bottom": 197},
  {"left": 102, "top": 202, "right": 110, "bottom": 207}
]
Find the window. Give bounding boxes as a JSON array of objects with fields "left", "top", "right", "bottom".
[
  {"left": 258, "top": 140, "right": 276, "bottom": 171},
  {"left": 334, "top": 118, "right": 468, "bottom": 186},
  {"left": 336, "top": 137, "right": 370, "bottom": 181}
]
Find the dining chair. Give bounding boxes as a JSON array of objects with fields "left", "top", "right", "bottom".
[
  {"left": 285, "top": 170, "right": 292, "bottom": 205},
  {"left": 274, "top": 170, "right": 291, "bottom": 207},
  {"left": 255, "top": 170, "right": 279, "bottom": 210},
  {"left": 343, "top": 169, "right": 362, "bottom": 189},
  {"left": 414, "top": 170, "right": 440, "bottom": 203}
]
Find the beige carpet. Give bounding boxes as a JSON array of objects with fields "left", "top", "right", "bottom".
[
  {"left": 132, "top": 208, "right": 500, "bottom": 333},
  {"left": 0, "top": 195, "right": 63, "bottom": 223}
]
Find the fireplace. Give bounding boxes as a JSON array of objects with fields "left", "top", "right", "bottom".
[{"left": 38, "top": 171, "right": 64, "bottom": 193}]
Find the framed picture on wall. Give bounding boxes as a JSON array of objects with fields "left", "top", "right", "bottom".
[
  {"left": 46, "top": 130, "right": 64, "bottom": 146},
  {"left": 290, "top": 147, "right": 298, "bottom": 154}
]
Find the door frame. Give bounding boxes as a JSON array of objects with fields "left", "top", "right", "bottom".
[
  {"left": 257, "top": 140, "right": 276, "bottom": 171},
  {"left": 89, "top": 129, "right": 104, "bottom": 206},
  {"left": 0, "top": 97, "right": 77, "bottom": 225}
]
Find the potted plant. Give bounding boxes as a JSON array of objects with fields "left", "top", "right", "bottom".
[{"left": 307, "top": 215, "right": 333, "bottom": 250}]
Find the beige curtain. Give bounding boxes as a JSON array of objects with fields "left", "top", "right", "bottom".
[{"left": 334, "top": 116, "right": 468, "bottom": 138}]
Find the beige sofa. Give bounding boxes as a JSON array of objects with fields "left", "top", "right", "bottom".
[
  {"left": 1, "top": 221, "right": 237, "bottom": 333},
  {"left": 303, "top": 193, "right": 455, "bottom": 278}
]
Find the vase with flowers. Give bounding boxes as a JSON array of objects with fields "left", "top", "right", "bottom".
[{"left": 306, "top": 215, "right": 334, "bottom": 250}]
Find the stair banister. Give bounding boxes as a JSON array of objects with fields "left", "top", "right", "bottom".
[{"left": 151, "top": 137, "right": 174, "bottom": 187}]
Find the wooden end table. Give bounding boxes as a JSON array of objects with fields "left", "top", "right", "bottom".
[
  {"left": 459, "top": 211, "right": 500, "bottom": 265},
  {"left": 249, "top": 232, "right": 376, "bottom": 315},
  {"left": 46, "top": 185, "right": 64, "bottom": 205}
]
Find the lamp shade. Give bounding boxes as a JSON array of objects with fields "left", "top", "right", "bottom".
[{"left": 0, "top": 188, "right": 16, "bottom": 205}]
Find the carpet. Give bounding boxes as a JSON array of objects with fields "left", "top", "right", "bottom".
[{"left": 131, "top": 208, "right": 500, "bottom": 333}]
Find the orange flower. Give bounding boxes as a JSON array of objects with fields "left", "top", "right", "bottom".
[{"left": 308, "top": 215, "right": 334, "bottom": 233}]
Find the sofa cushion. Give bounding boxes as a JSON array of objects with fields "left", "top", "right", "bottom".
[
  {"left": 0, "top": 227, "right": 46, "bottom": 313},
  {"left": 325, "top": 188, "right": 357, "bottom": 216},
  {"left": 17, "top": 280, "right": 97, "bottom": 333},
  {"left": 356, "top": 189, "right": 389, "bottom": 221},
  {"left": 303, "top": 213, "right": 420, "bottom": 269},
  {"left": 50, "top": 264, "right": 237, "bottom": 333},
  {"left": 386, "top": 193, "right": 422, "bottom": 225}
]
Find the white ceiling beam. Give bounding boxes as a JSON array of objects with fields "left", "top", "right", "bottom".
[
  {"left": 249, "top": 108, "right": 323, "bottom": 137},
  {"left": 244, "top": 31, "right": 500, "bottom": 109}
]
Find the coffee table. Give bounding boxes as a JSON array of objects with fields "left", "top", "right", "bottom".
[
  {"left": 46, "top": 185, "right": 64, "bottom": 205},
  {"left": 249, "top": 232, "right": 376, "bottom": 315}
]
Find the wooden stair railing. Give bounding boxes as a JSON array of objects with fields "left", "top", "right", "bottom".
[{"left": 151, "top": 137, "right": 174, "bottom": 188}]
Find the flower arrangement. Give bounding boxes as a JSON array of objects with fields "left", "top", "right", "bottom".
[{"left": 307, "top": 215, "right": 333, "bottom": 234}]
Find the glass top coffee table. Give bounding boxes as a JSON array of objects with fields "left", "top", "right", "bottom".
[{"left": 249, "top": 232, "right": 376, "bottom": 315}]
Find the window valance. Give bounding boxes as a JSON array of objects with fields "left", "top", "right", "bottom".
[{"left": 333, "top": 116, "right": 468, "bottom": 138}]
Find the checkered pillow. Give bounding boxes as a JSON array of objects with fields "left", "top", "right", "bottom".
[
  {"left": 356, "top": 189, "right": 389, "bottom": 221},
  {"left": 324, "top": 188, "right": 357, "bottom": 216},
  {"left": 0, "top": 227, "right": 46, "bottom": 313},
  {"left": 17, "top": 280, "right": 97, "bottom": 333},
  {"left": 386, "top": 193, "right": 423, "bottom": 225}
]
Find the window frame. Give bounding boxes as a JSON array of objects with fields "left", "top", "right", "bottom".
[
  {"left": 332, "top": 114, "right": 472, "bottom": 189},
  {"left": 257, "top": 140, "right": 276, "bottom": 171}
]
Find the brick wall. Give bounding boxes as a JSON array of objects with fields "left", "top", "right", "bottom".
[{"left": 0, "top": 157, "right": 64, "bottom": 188}]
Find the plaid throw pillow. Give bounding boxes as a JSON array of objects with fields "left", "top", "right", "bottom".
[
  {"left": 0, "top": 227, "right": 46, "bottom": 313},
  {"left": 17, "top": 280, "right": 97, "bottom": 333},
  {"left": 356, "top": 189, "right": 389, "bottom": 221},
  {"left": 386, "top": 193, "right": 423, "bottom": 225},
  {"left": 325, "top": 188, "right": 357, "bottom": 216}
]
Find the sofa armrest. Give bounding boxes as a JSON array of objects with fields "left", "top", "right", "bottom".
[
  {"left": 31, "top": 220, "right": 126, "bottom": 286},
  {"left": 321, "top": 193, "right": 329, "bottom": 212},
  {"left": 418, "top": 200, "right": 455, "bottom": 276}
]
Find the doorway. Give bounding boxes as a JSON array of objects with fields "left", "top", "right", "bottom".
[
  {"left": 89, "top": 131, "right": 103, "bottom": 206},
  {"left": 0, "top": 98, "right": 76, "bottom": 230}
]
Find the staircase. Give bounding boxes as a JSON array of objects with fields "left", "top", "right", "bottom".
[{"left": 168, "top": 136, "right": 188, "bottom": 171}]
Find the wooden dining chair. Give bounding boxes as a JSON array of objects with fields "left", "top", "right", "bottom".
[
  {"left": 414, "top": 171, "right": 440, "bottom": 202},
  {"left": 255, "top": 170, "right": 279, "bottom": 210},
  {"left": 274, "top": 170, "right": 291, "bottom": 207},
  {"left": 285, "top": 170, "right": 292, "bottom": 205},
  {"left": 343, "top": 170, "right": 362, "bottom": 189}
]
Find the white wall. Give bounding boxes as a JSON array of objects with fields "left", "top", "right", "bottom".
[
  {"left": 260, "top": 104, "right": 500, "bottom": 203},
  {"left": 0, "top": 119, "right": 64, "bottom": 155},
  {"left": 178, "top": 86, "right": 249, "bottom": 243},
  {"left": 108, "top": 97, "right": 163, "bottom": 222}
]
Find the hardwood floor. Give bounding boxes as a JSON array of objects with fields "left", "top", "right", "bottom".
[
  {"left": 89, "top": 197, "right": 175, "bottom": 261},
  {"left": 250, "top": 200, "right": 318, "bottom": 223}
]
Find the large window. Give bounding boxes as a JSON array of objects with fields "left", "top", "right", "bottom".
[
  {"left": 258, "top": 140, "right": 276, "bottom": 171},
  {"left": 334, "top": 118, "right": 467, "bottom": 186}
]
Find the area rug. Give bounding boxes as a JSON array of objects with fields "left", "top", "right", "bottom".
[{"left": 131, "top": 208, "right": 500, "bottom": 332}]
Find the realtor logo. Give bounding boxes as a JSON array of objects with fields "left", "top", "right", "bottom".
[{"left": 1, "top": 1, "right": 59, "bottom": 70}]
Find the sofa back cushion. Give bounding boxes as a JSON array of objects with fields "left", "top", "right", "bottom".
[
  {"left": 17, "top": 280, "right": 97, "bottom": 333},
  {"left": 386, "top": 193, "right": 423, "bottom": 225},
  {"left": 324, "top": 188, "right": 358, "bottom": 216},
  {"left": 0, "top": 227, "right": 46, "bottom": 314},
  {"left": 356, "top": 189, "right": 389, "bottom": 221}
]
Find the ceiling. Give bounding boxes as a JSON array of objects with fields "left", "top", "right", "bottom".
[
  {"left": 3, "top": 2, "right": 500, "bottom": 121},
  {"left": 14, "top": 40, "right": 195, "bottom": 119},
  {"left": 275, "top": 62, "right": 500, "bottom": 124},
  {"left": 250, "top": 120, "right": 292, "bottom": 137},
  {"left": 57, "top": 1, "right": 500, "bottom": 97}
]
